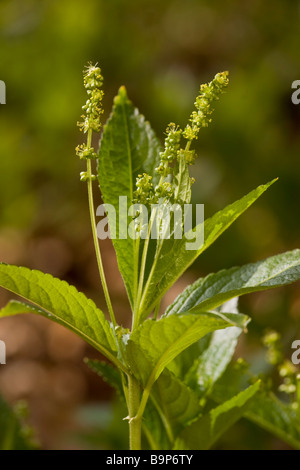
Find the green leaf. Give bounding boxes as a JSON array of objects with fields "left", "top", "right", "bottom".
[
  {"left": 212, "top": 362, "right": 300, "bottom": 449},
  {"left": 97, "top": 87, "right": 161, "bottom": 306},
  {"left": 143, "top": 369, "right": 203, "bottom": 449},
  {"left": 245, "top": 392, "right": 300, "bottom": 450},
  {"left": 139, "top": 179, "right": 277, "bottom": 319},
  {"left": 127, "top": 310, "right": 249, "bottom": 387},
  {"left": 194, "top": 298, "right": 243, "bottom": 395},
  {"left": 0, "top": 396, "right": 37, "bottom": 450},
  {"left": 167, "top": 339, "right": 211, "bottom": 382},
  {"left": 176, "top": 381, "right": 261, "bottom": 450},
  {"left": 168, "top": 297, "right": 240, "bottom": 385},
  {"left": 151, "top": 370, "right": 202, "bottom": 438},
  {"left": 166, "top": 248, "right": 300, "bottom": 315},
  {"left": 143, "top": 398, "right": 171, "bottom": 450},
  {"left": 0, "top": 265, "right": 120, "bottom": 367},
  {"left": 127, "top": 310, "right": 248, "bottom": 447}
]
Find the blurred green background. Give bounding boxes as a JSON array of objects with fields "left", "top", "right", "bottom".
[{"left": 0, "top": 0, "right": 300, "bottom": 449}]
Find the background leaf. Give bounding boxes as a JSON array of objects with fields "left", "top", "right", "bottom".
[
  {"left": 212, "top": 362, "right": 300, "bottom": 449},
  {"left": 176, "top": 381, "right": 260, "bottom": 450},
  {"left": 0, "top": 395, "right": 37, "bottom": 450}
]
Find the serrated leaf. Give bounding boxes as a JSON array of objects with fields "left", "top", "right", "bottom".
[
  {"left": 176, "top": 381, "right": 260, "bottom": 450},
  {"left": 139, "top": 179, "right": 276, "bottom": 320},
  {"left": 97, "top": 87, "right": 161, "bottom": 306},
  {"left": 0, "top": 265, "right": 120, "bottom": 366},
  {"left": 127, "top": 311, "right": 248, "bottom": 387},
  {"left": 143, "top": 369, "right": 202, "bottom": 449},
  {"left": 246, "top": 392, "right": 300, "bottom": 450},
  {"left": 166, "top": 249, "right": 300, "bottom": 316},
  {"left": 151, "top": 370, "right": 202, "bottom": 437},
  {"left": 212, "top": 363, "right": 300, "bottom": 449}
]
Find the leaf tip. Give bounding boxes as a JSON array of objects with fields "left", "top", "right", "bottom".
[
  {"left": 118, "top": 85, "right": 128, "bottom": 98},
  {"left": 113, "top": 85, "right": 129, "bottom": 105}
]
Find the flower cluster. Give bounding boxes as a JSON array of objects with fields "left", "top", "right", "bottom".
[
  {"left": 133, "top": 174, "right": 174, "bottom": 206},
  {"left": 134, "top": 173, "right": 155, "bottom": 205},
  {"left": 262, "top": 329, "right": 283, "bottom": 365},
  {"left": 133, "top": 71, "right": 229, "bottom": 207},
  {"left": 77, "top": 63, "right": 104, "bottom": 134},
  {"left": 158, "top": 123, "right": 182, "bottom": 165},
  {"left": 75, "top": 143, "right": 97, "bottom": 160},
  {"left": 263, "top": 330, "right": 300, "bottom": 409},
  {"left": 76, "top": 64, "right": 104, "bottom": 182},
  {"left": 183, "top": 71, "right": 229, "bottom": 141},
  {"left": 278, "top": 360, "right": 299, "bottom": 397}
]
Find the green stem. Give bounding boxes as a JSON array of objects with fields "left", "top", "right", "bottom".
[
  {"left": 133, "top": 229, "right": 140, "bottom": 310},
  {"left": 138, "top": 227, "right": 166, "bottom": 317},
  {"left": 133, "top": 208, "right": 156, "bottom": 329},
  {"left": 128, "top": 374, "right": 142, "bottom": 450},
  {"left": 153, "top": 300, "right": 161, "bottom": 320},
  {"left": 86, "top": 131, "right": 117, "bottom": 328},
  {"left": 134, "top": 383, "right": 151, "bottom": 426}
]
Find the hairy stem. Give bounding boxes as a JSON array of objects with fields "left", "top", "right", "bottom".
[{"left": 128, "top": 375, "right": 142, "bottom": 450}]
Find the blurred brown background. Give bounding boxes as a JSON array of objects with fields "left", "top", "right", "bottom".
[{"left": 0, "top": 0, "right": 300, "bottom": 449}]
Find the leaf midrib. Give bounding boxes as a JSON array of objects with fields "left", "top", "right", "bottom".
[{"left": 121, "top": 95, "right": 133, "bottom": 200}]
